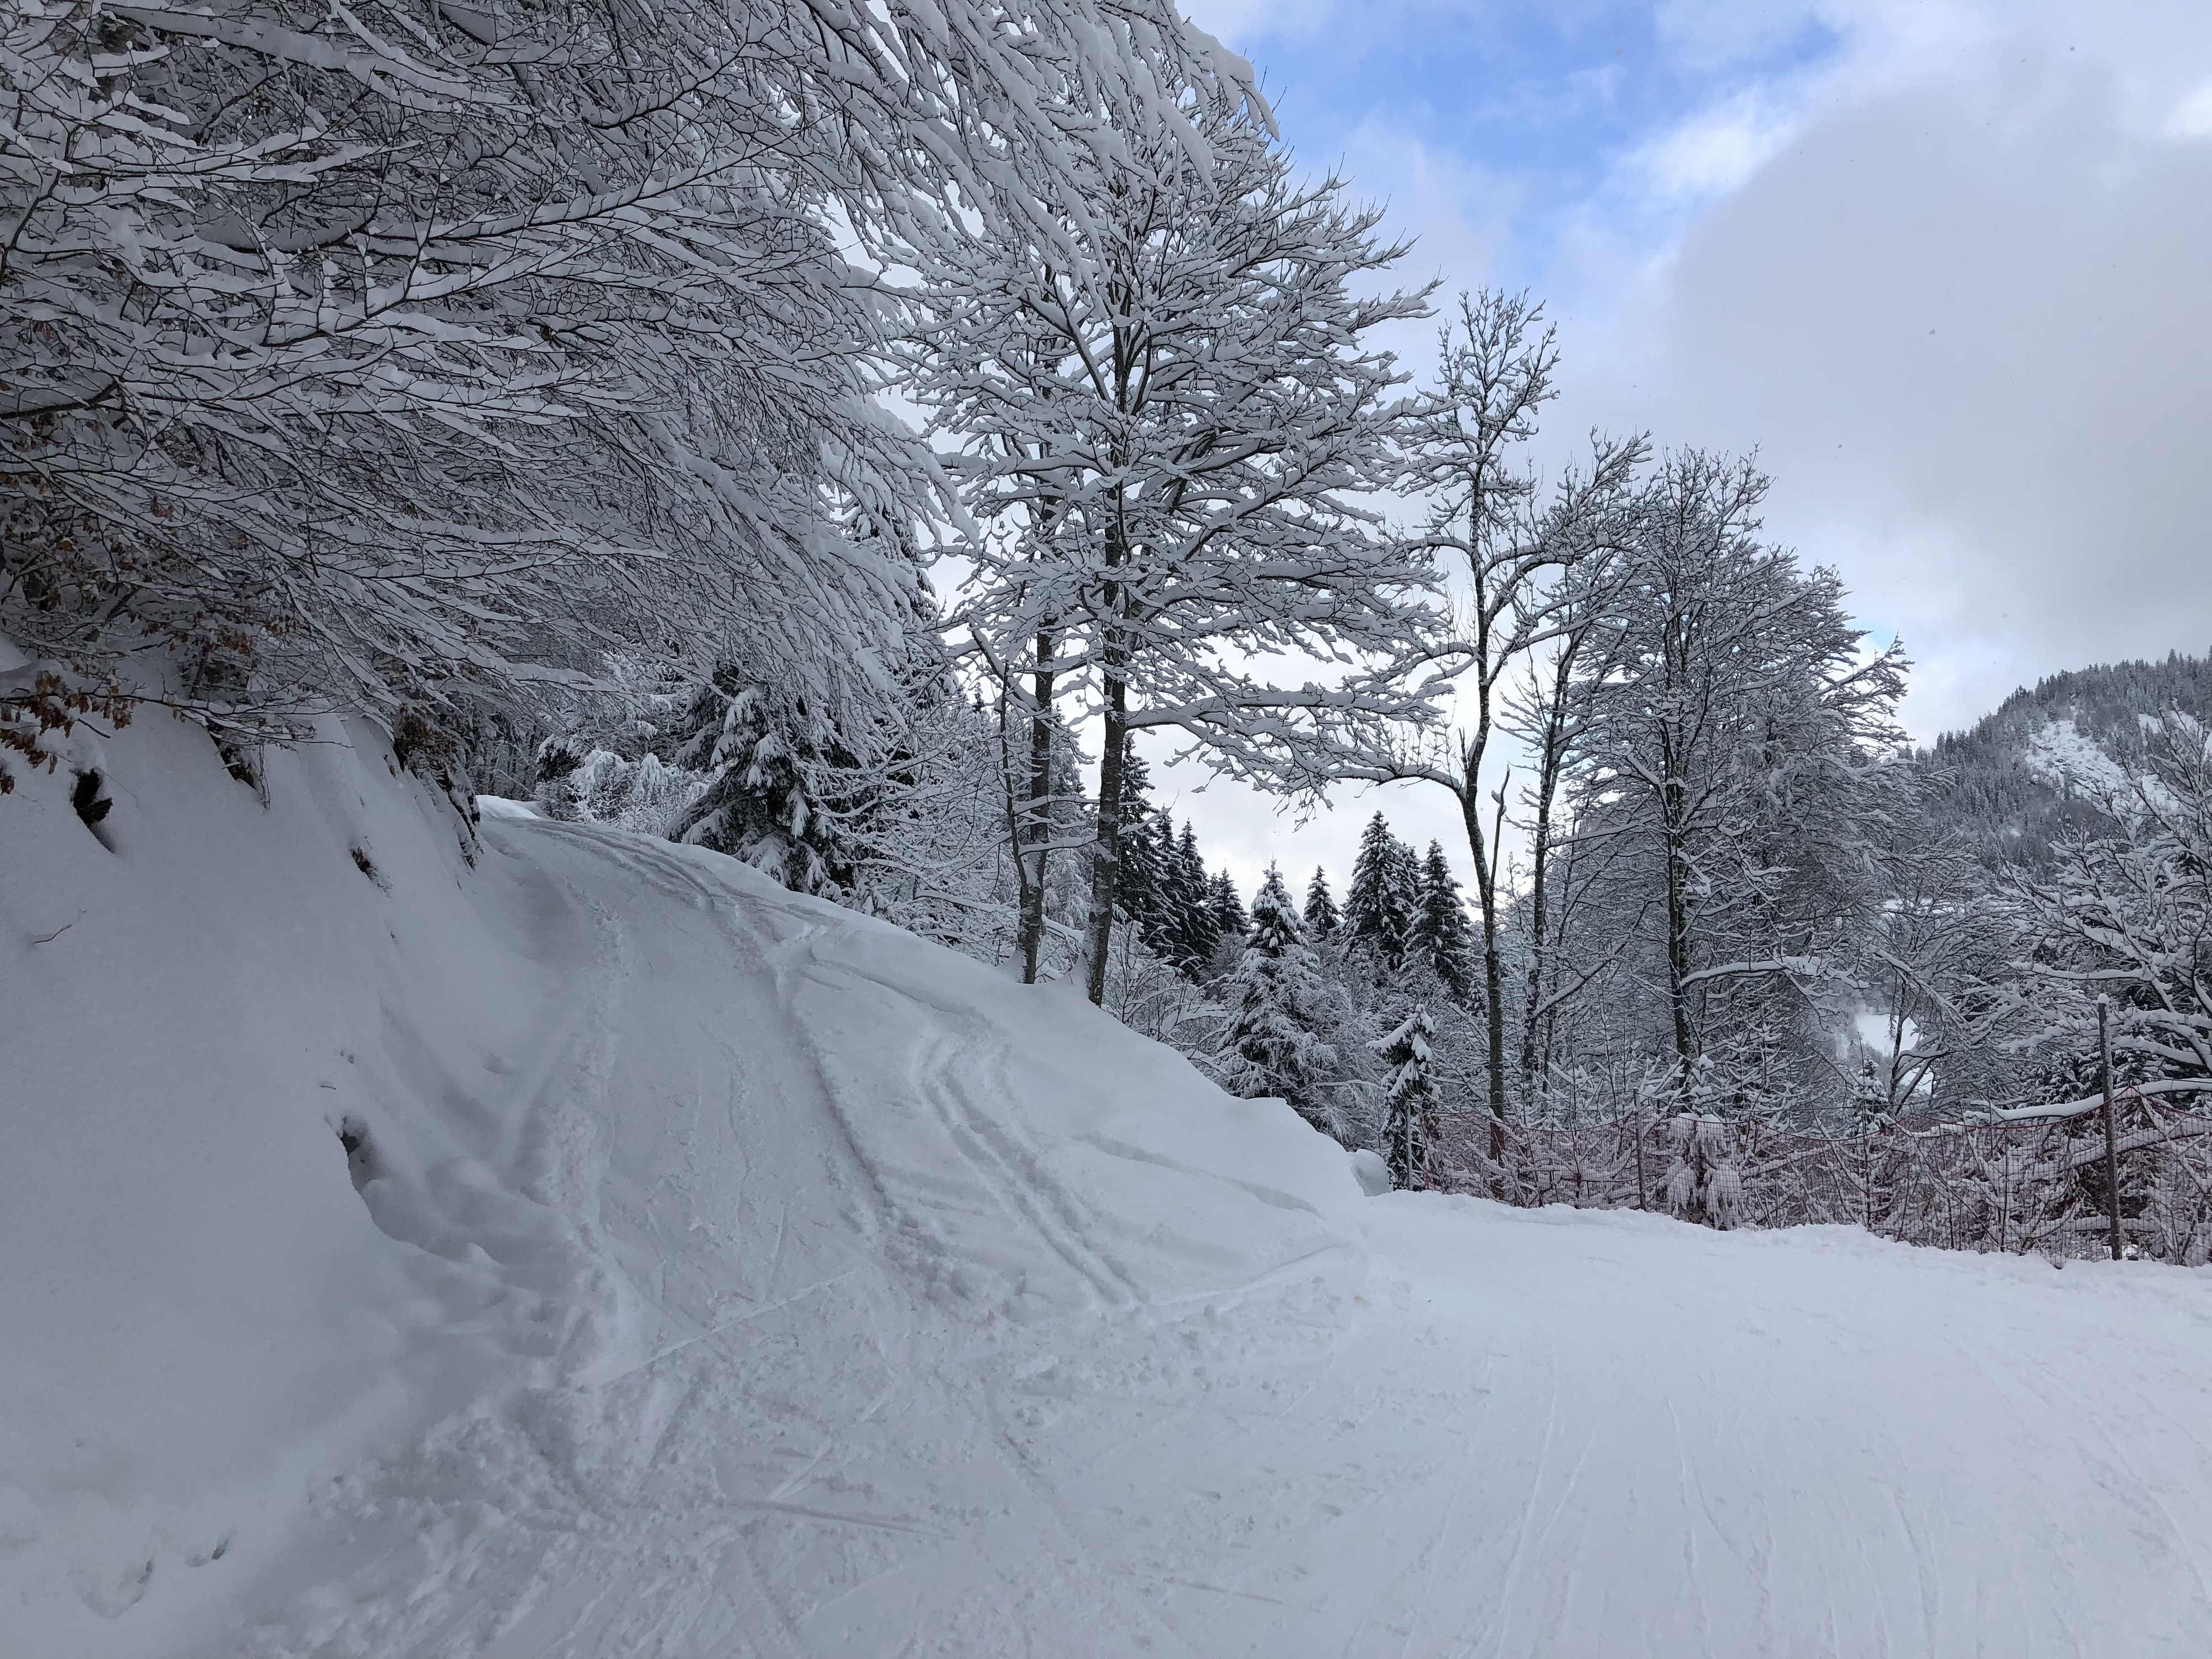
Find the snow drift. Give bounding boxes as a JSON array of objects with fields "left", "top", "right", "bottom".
[{"left": 5, "top": 705, "right": 2211, "bottom": 1657}]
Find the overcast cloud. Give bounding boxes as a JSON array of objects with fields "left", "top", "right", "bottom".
[{"left": 1141, "top": 1, "right": 2212, "bottom": 895}]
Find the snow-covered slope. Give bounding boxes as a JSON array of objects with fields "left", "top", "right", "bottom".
[{"left": 7, "top": 712, "right": 2212, "bottom": 1657}]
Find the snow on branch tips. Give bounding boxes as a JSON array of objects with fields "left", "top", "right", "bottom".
[{"left": 1, "top": 0, "right": 1244, "bottom": 740}]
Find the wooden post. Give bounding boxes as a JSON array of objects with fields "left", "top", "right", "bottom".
[{"left": 2100, "top": 997, "right": 2124, "bottom": 1262}]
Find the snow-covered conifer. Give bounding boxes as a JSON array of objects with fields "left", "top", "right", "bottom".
[
  {"left": 1209, "top": 872, "right": 1250, "bottom": 943},
  {"left": 1373, "top": 1006, "right": 1437, "bottom": 1190},
  {"left": 1347, "top": 814, "right": 1417, "bottom": 970},
  {"left": 674, "top": 675, "right": 855, "bottom": 897},
  {"left": 1411, "top": 843, "right": 1475, "bottom": 1002},
  {"left": 1175, "top": 825, "right": 1223, "bottom": 978},
  {"left": 1222, "top": 867, "right": 1338, "bottom": 1131},
  {"left": 1305, "top": 868, "right": 1343, "bottom": 941}
]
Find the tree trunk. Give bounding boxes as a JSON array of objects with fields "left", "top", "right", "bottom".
[
  {"left": 1016, "top": 628, "right": 1057, "bottom": 984},
  {"left": 1663, "top": 804, "right": 1697, "bottom": 1101},
  {"left": 1518, "top": 765, "right": 1558, "bottom": 1110},
  {"left": 1083, "top": 657, "right": 1129, "bottom": 1005}
]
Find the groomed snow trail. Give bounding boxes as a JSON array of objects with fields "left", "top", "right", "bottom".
[
  {"left": 246, "top": 810, "right": 2212, "bottom": 1658},
  {"left": 6, "top": 718, "right": 2211, "bottom": 1658}
]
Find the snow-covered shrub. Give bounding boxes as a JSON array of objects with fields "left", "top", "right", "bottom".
[
  {"left": 1662, "top": 1114, "right": 1744, "bottom": 1229},
  {"left": 540, "top": 748, "right": 708, "bottom": 839}
]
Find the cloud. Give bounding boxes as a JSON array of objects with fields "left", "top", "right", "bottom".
[
  {"left": 1570, "top": 38, "right": 2212, "bottom": 737},
  {"left": 1114, "top": 2, "right": 2212, "bottom": 894},
  {"left": 2168, "top": 77, "right": 2212, "bottom": 138}
]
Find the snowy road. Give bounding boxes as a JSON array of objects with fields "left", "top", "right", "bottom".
[
  {"left": 227, "top": 811, "right": 2212, "bottom": 1658},
  {"left": 8, "top": 723, "right": 2210, "bottom": 1658}
]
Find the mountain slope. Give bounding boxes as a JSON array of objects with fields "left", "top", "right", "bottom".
[
  {"left": 6, "top": 707, "right": 2212, "bottom": 1657},
  {"left": 1924, "top": 650, "right": 2212, "bottom": 866}
]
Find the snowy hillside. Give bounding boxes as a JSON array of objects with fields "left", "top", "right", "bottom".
[{"left": 7, "top": 713, "right": 2212, "bottom": 1658}]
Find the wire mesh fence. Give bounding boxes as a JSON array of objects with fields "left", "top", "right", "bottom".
[{"left": 1421, "top": 1089, "right": 2212, "bottom": 1265}]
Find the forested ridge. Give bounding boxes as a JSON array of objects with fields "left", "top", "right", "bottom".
[{"left": 8, "top": 0, "right": 2210, "bottom": 1173}]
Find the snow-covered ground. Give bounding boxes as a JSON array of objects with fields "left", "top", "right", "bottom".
[{"left": 6, "top": 712, "right": 2211, "bottom": 1657}]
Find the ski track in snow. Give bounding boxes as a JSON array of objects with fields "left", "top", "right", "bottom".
[
  {"left": 217, "top": 811, "right": 2212, "bottom": 1659},
  {"left": 9, "top": 740, "right": 2212, "bottom": 1658}
]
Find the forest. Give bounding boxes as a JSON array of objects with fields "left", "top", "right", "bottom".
[{"left": 8, "top": 0, "right": 2210, "bottom": 1181}]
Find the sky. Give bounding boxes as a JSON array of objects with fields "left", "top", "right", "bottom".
[{"left": 1145, "top": 0, "right": 2212, "bottom": 898}]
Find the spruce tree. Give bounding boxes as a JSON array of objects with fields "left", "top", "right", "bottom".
[
  {"left": 1347, "top": 812, "right": 1417, "bottom": 969},
  {"left": 1222, "top": 867, "right": 1338, "bottom": 1131},
  {"left": 1167, "top": 822, "right": 1220, "bottom": 977},
  {"left": 1305, "top": 867, "right": 1342, "bottom": 940},
  {"left": 674, "top": 672, "right": 855, "bottom": 895},
  {"left": 1373, "top": 1005, "right": 1435, "bottom": 1190},
  {"left": 1209, "top": 870, "right": 1250, "bottom": 941},
  {"left": 1411, "top": 842, "right": 1475, "bottom": 1002},
  {"left": 1115, "top": 745, "right": 1168, "bottom": 950}
]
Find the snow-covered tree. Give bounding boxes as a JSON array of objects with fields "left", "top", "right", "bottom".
[
  {"left": 1373, "top": 1005, "right": 1436, "bottom": 1190},
  {"left": 1566, "top": 452, "right": 1910, "bottom": 1115},
  {"left": 1221, "top": 866, "right": 1338, "bottom": 1131},
  {"left": 911, "top": 87, "right": 1439, "bottom": 1004},
  {"left": 1411, "top": 843, "right": 1475, "bottom": 1003},
  {"left": 1156, "top": 820, "right": 1218, "bottom": 979},
  {"left": 2005, "top": 714, "right": 2212, "bottom": 1113},
  {"left": 1208, "top": 872, "right": 1250, "bottom": 942},
  {"left": 2, "top": 0, "right": 1249, "bottom": 751},
  {"left": 1117, "top": 797, "right": 1171, "bottom": 957},
  {"left": 1501, "top": 540, "right": 1641, "bottom": 1116},
  {"left": 1347, "top": 813, "right": 1418, "bottom": 971},
  {"left": 1305, "top": 868, "right": 1343, "bottom": 941},
  {"left": 1319, "top": 293, "right": 1648, "bottom": 1126},
  {"left": 674, "top": 676, "right": 859, "bottom": 897}
]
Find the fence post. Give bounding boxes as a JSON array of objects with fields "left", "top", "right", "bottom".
[
  {"left": 2100, "top": 997, "right": 2124, "bottom": 1262},
  {"left": 1861, "top": 1129, "right": 1873, "bottom": 1235}
]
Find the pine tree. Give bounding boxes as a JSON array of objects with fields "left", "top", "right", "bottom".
[
  {"left": 1411, "top": 842, "right": 1475, "bottom": 1002},
  {"left": 1115, "top": 744, "right": 1168, "bottom": 949},
  {"left": 1222, "top": 867, "right": 1339, "bottom": 1131},
  {"left": 1347, "top": 813, "right": 1417, "bottom": 969},
  {"left": 674, "top": 673, "right": 855, "bottom": 896},
  {"left": 1209, "top": 871, "right": 1250, "bottom": 942},
  {"left": 1167, "top": 822, "right": 1220, "bottom": 978},
  {"left": 1373, "top": 1005, "right": 1436, "bottom": 1191},
  {"left": 1305, "top": 867, "right": 1342, "bottom": 941}
]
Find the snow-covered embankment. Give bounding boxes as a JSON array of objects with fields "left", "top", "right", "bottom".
[{"left": 4, "top": 709, "right": 2210, "bottom": 1657}]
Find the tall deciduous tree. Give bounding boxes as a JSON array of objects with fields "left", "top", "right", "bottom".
[
  {"left": 911, "top": 90, "right": 1437, "bottom": 1004},
  {"left": 2, "top": 0, "right": 1248, "bottom": 743},
  {"left": 1320, "top": 292, "right": 1644, "bottom": 1124},
  {"left": 1569, "top": 452, "right": 1909, "bottom": 1112}
]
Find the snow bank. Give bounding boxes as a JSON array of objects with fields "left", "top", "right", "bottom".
[
  {"left": 7, "top": 711, "right": 2212, "bottom": 1657},
  {"left": 1, "top": 707, "right": 1361, "bottom": 1654}
]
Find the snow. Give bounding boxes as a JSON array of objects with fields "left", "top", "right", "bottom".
[
  {"left": 2021, "top": 712, "right": 2179, "bottom": 813},
  {"left": 7, "top": 712, "right": 2212, "bottom": 1656}
]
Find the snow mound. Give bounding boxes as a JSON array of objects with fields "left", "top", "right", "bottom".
[
  {"left": 1, "top": 706, "right": 1359, "bottom": 1655},
  {"left": 7, "top": 711, "right": 2212, "bottom": 1657}
]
